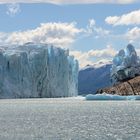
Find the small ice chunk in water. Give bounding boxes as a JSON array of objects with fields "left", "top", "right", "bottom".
[{"left": 85, "top": 94, "right": 140, "bottom": 100}]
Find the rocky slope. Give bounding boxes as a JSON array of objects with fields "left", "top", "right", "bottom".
[{"left": 97, "top": 76, "right": 140, "bottom": 95}]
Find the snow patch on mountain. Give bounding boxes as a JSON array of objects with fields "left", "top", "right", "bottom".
[{"left": 78, "top": 60, "right": 112, "bottom": 95}]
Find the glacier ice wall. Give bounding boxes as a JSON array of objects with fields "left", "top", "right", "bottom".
[
  {"left": 0, "top": 43, "right": 78, "bottom": 98},
  {"left": 111, "top": 44, "right": 140, "bottom": 84}
]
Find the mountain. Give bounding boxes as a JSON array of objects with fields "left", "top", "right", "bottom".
[
  {"left": 78, "top": 60, "right": 112, "bottom": 95},
  {"left": 0, "top": 43, "right": 78, "bottom": 98}
]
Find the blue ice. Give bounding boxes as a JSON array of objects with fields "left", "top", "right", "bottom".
[{"left": 86, "top": 94, "right": 140, "bottom": 100}]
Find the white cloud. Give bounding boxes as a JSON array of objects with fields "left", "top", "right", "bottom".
[
  {"left": 0, "top": 19, "right": 111, "bottom": 47},
  {"left": 6, "top": 3, "right": 21, "bottom": 16},
  {"left": 70, "top": 45, "right": 117, "bottom": 67},
  {"left": 126, "top": 27, "right": 140, "bottom": 41},
  {"left": 88, "top": 45, "right": 116, "bottom": 58},
  {"left": 105, "top": 16, "right": 120, "bottom": 25},
  {"left": 0, "top": 0, "right": 138, "bottom": 4},
  {"left": 0, "top": 32, "right": 9, "bottom": 44},
  {"left": 89, "top": 19, "right": 96, "bottom": 28},
  {"left": 125, "top": 27, "right": 140, "bottom": 49},
  {"left": 115, "top": 0, "right": 138, "bottom": 4},
  {"left": 87, "top": 19, "right": 110, "bottom": 37},
  {"left": 94, "top": 27, "right": 110, "bottom": 37},
  {"left": 70, "top": 51, "right": 93, "bottom": 68},
  {"left": 0, "top": 22, "right": 83, "bottom": 48},
  {"left": 105, "top": 9, "right": 140, "bottom": 26}
]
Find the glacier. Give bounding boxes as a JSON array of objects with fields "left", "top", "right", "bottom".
[
  {"left": 111, "top": 44, "right": 140, "bottom": 84},
  {"left": 0, "top": 43, "right": 79, "bottom": 98}
]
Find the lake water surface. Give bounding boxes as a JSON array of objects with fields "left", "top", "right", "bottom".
[{"left": 0, "top": 98, "right": 139, "bottom": 140}]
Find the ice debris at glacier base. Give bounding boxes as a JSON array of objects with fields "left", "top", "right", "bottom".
[
  {"left": 86, "top": 94, "right": 140, "bottom": 100},
  {"left": 0, "top": 43, "right": 79, "bottom": 98},
  {"left": 111, "top": 44, "right": 140, "bottom": 84}
]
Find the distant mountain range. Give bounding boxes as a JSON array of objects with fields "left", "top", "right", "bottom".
[{"left": 78, "top": 60, "right": 112, "bottom": 95}]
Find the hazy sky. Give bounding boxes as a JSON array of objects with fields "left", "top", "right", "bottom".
[{"left": 0, "top": 0, "right": 140, "bottom": 67}]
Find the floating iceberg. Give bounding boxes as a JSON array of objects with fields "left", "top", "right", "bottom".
[
  {"left": 0, "top": 43, "right": 79, "bottom": 98},
  {"left": 85, "top": 94, "right": 140, "bottom": 100}
]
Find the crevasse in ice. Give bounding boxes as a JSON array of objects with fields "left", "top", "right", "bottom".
[{"left": 0, "top": 43, "right": 78, "bottom": 98}]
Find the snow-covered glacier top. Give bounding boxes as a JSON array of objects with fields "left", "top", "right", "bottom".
[
  {"left": 0, "top": 43, "right": 79, "bottom": 98},
  {"left": 111, "top": 44, "right": 140, "bottom": 84}
]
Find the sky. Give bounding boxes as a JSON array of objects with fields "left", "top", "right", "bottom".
[{"left": 0, "top": 0, "right": 140, "bottom": 67}]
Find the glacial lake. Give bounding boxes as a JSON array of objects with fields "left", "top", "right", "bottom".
[{"left": 0, "top": 98, "right": 139, "bottom": 140}]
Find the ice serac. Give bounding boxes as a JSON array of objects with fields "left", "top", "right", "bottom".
[
  {"left": 97, "top": 44, "right": 140, "bottom": 96},
  {"left": 0, "top": 43, "right": 78, "bottom": 98},
  {"left": 111, "top": 44, "right": 140, "bottom": 84}
]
